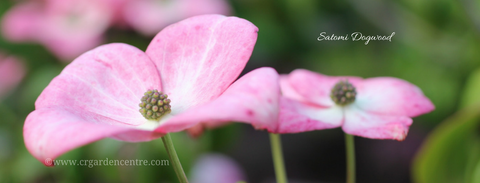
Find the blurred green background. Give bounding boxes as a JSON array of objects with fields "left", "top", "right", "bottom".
[{"left": 1, "top": 0, "right": 480, "bottom": 182}]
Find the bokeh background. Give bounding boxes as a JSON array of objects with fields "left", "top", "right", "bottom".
[{"left": 1, "top": 0, "right": 480, "bottom": 182}]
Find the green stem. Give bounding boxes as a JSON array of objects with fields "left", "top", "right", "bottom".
[
  {"left": 269, "top": 133, "right": 288, "bottom": 183},
  {"left": 345, "top": 133, "right": 356, "bottom": 183},
  {"left": 161, "top": 133, "right": 189, "bottom": 183}
]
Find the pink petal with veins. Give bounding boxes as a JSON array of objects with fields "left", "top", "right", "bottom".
[
  {"left": 342, "top": 105, "right": 413, "bottom": 141},
  {"left": 146, "top": 14, "right": 258, "bottom": 113},
  {"left": 25, "top": 43, "right": 163, "bottom": 164},
  {"left": 277, "top": 98, "right": 343, "bottom": 133},
  {"left": 36, "top": 43, "right": 161, "bottom": 126},
  {"left": 355, "top": 77, "right": 435, "bottom": 117},
  {"left": 279, "top": 75, "right": 305, "bottom": 102},
  {"left": 155, "top": 67, "right": 280, "bottom": 133},
  {"left": 24, "top": 108, "right": 161, "bottom": 166}
]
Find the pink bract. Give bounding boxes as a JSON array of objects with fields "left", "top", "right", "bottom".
[
  {"left": 122, "top": 0, "right": 230, "bottom": 36},
  {"left": 0, "top": 54, "right": 25, "bottom": 99},
  {"left": 24, "top": 15, "right": 281, "bottom": 166},
  {"left": 277, "top": 69, "right": 434, "bottom": 141}
]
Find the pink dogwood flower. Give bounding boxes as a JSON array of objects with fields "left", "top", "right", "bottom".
[
  {"left": 2, "top": 0, "right": 114, "bottom": 61},
  {"left": 0, "top": 54, "right": 25, "bottom": 99},
  {"left": 24, "top": 15, "right": 280, "bottom": 166},
  {"left": 122, "top": 0, "right": 230, "bottom": 36},
  {"left": 277, "top": 69, "right": 434, "bottom": 141}
]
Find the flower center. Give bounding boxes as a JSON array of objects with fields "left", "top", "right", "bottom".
[
  {"left": 139, "top": 89, "right": 171, "bottom": 121},
  {"left": 330, "top": 80, "right": 357, "bottom": 106}
]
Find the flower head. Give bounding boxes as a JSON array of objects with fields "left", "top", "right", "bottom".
[
  {"left": 276, "top": 69, "right": 434, "bottom": 141},
  {"left": 24, "top": 15, "right": 280, "bottom": 166}
]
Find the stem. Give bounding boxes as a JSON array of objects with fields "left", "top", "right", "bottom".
[
  {"left": 269, "top": 133, "right": 288, "bottom": 183},
  {"left": 161, "top": 133, "right": 189, "bottom": 183},
  {"left": 345, "top": 133, "right": 356, "bottom": 183}
]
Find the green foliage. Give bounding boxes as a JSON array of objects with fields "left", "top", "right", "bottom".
[{"left": 413, "top": 68, "right": 480, "bottom": 183}]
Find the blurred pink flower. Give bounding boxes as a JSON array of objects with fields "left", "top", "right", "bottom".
[
  {"left": 122, "top": 0, "right": 230, "bottom": 36},
  {"left": 2, "top": 0, "right": 231, "bottom": 60},
  {"left": 24, "top": 15, "right": 280, "bottom": 165},
  {"left": 276, "top": 69, "right": 434, "bottom": 141},
  {"left": 0, "top": 54, "right": 25, "bottom": 99},
  {"left": 103, "top": 0, "right": 130, "bottom": 27},
  {"left": 1, "top": 0, "right": 114, "bottom": 61},
  {"left": 190, "top": 154, "right": 246, "bottom": 183}
]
